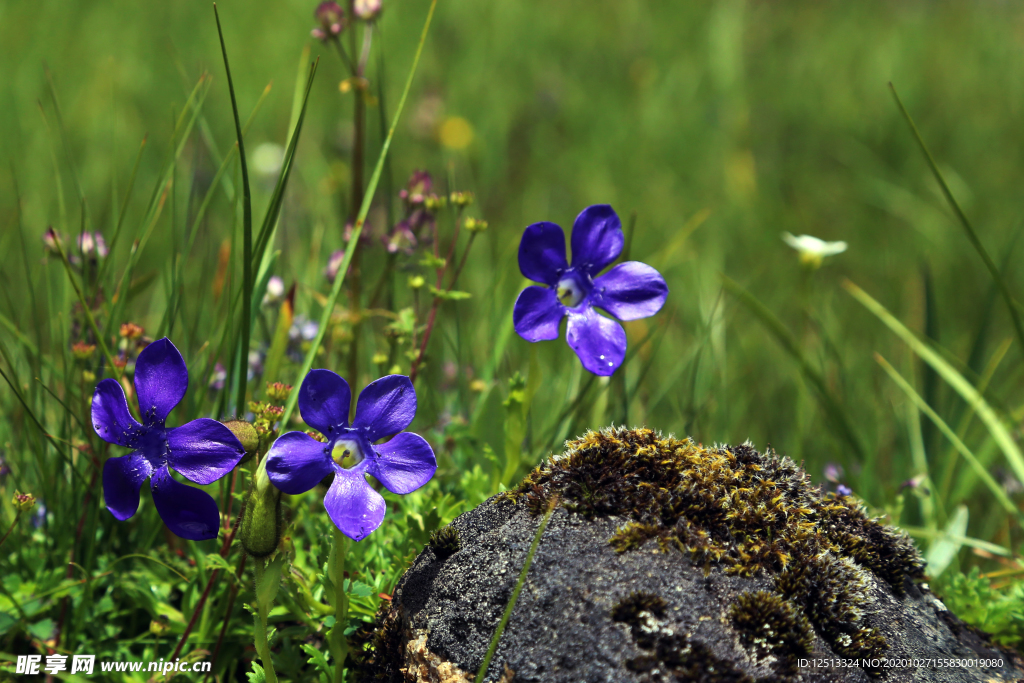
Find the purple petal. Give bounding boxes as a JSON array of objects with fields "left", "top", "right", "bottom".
[
  {"left": 265, "top": 431, "right": 333, "bottom": 495},
  {"left": 102, "top": 452, "right": 154, "bottom": 521},
  {"left": 134, "top": 338, "right": 188, "bottom": 424},
  {"left": 149, "top": 466, "right": 221, "bottom": 541},
  {"left": 92, "top": 378, "right": 144, "bottom": 447},
  {"left": 592, "top": 261, "right": 669, "bottom": 321},
  {"left": 566, "top": 309, "right": 627, "bottom": 376},
  {"left": 353, "top": 375, "right": 416, "bottom": 442},
  {"left": 518, "top": 221, "right": 568, "bottom": 286},
  {"left": 513, "top": 286, "right": 564, "bottom": 342},
  {"left": 166, "top": 418, "right": 245, "bottom": 485},
  {"left": 324, "top": 469, "right": 386, "bottom": 541},
  {"left": 368, "top": 432, "right": 437, "bottom": 495},
  {"left": 299, "top": 369, "right": 351, "bottom": 437},
  {"left": 570, "top": 205, "right": 623, "bottom": 276}
]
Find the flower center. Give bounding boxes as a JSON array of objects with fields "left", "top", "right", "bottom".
[
  {"left": 556, "top": 277, "right": 585, "bottom": 307},
  {"left": 331, "top": 438, "right": 365, "bottom": 469}
]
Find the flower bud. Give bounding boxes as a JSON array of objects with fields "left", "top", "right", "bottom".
[
  {"left": 464, "top": 217, "right": 489, "bottom": 233},
  {"left": 262, "top": 276, "right": 285, "bottom": 306},
  {"left": 222, "top": 419, "right": 260, "bottom": 456},
  {"left": 42, "top": 228, "right": 63, "bottom": 256},
  {"left": 312, "top": 1, "right": 345, "bottom": 41},
  {"left": 77, "top": 232, "right": 109, "bottom": 260},
  {"left": 265, "top": 382, "right": 293, "bottom": 404},
  {"left": 324, "top": 249, "right": 346, "bottom": 284},
  {"left": 408, "top": 275, "right": 425, "bottom": 290},
  {"left": 239, "top": 459, "right": 282, "bottom": 558},
  {"left": 449, "top": 191, "right": 474, "bottom": 208},
  {"left": 149, "top": 618, "right": 170, "bottom": 637},
  {"left": 71, "top": 341, "right": 97, "bottom": 361},
  {"left": 354, "top": 0, "right": 382, "bottom": 20},
  {"left": 12, "top": 491, "right": 36, "bottom": 513},
  {"left": 120, "top": 322, "right": 145, "bottom": 340}
]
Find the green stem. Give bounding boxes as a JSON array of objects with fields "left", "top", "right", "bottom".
[
  {"left": 252, "top": 559, "right": 279, "bottom": 683},
  {"left": 0, "top": 513, "right": 21, "bottom": 551},
  {"left": 329, "top": 529, "right": 350, "bottom": 682}
]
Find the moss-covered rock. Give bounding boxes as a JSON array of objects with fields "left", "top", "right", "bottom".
[{"left": 353, "top": 427, "right": 1024, "bottom": 682}]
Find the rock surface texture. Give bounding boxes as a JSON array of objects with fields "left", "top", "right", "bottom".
[{"left": 354, "top": 428, "right": 1024, "bottom": 683}]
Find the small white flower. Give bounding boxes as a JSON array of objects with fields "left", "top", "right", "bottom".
[
  {"left": 251, "top": 142, "right": 285, "bottom": 179},
  {"left": 782, "top": 232, "right": 847, "bottom": 268},
  {"left": 262, "top": 276, "right": 285, "bottom": 306}
]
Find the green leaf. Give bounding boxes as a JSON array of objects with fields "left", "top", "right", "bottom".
[
  {"left": 247, "top": 662, "right": 267, "bottom": 683},
  {"left": 301, "top": 643, "right": 331, "bottom": 677},
  {"left": 28, "top": 618, "right": 55, "bottom": 641},
  {"left": 924, "top": 505, "right": 969, "bottom": 578}
]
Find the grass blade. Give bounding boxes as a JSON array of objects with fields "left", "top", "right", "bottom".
[
  {"left": 475, "top": 498, "right": 557, "bottom": 683},
  {"left": 874, "top": 352, "right": 1021, "bottom": 524},
  {"left": 213, "top": 3, "right": 254, "bottom": 418},
  {"left": 844, "top": 279, "right": 1024, "bottom": 487},
  {"left": 889, "top": 83, "right": 1024, "bottom": 357},
  {"left": 722, "top": 274, "right": 866, "bottom": 463},
  {"left": 281, "top": 0, "right": 439, "bottom": 427}
]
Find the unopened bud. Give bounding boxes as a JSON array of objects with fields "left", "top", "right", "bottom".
[
  {"left": 408, "top": 275, "right": 425, "bottom": 290},
  {"left": 120, "top": 323, "right": 144, "bottom": 340},
  {"left": 71, "top": 341, "right": 97, "bottom": 361},
  {"left": 354, "top": 0, "right": 382, "bottom": 20},
  {"left": 449, "top": 191, "right": 474, "bottom": 208},
  {"left": 312, "top": 1, "right": 345, "bottom": 41},
  {"left": 12, "top": 491, "right": 36, "bottom": 513},
  {"left": 464, "top": 217, "right": 488, "bottom": 233},
  {"left": 265, "top": 382, "right": 293, "bottom": 404},
  {"left": 239, "top": 459, "right": 282, "bottom": 558},
  {"left": 424, "top": 194, "right": 447, "bottom": 211},
  {"left": 222, "top": 419, "right": 259, "bottom": 456},
  {"left": 42, "top": 228, "right": 63, "bottom": 256}
]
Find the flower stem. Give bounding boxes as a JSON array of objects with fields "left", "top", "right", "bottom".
[
  {"left": 0, "top": 513, "right": 21, "bottom": 552},
  {"left": 328, "top": 528, "right": 350, "bottom": 682},
  {"left": 252, "top": 558, "right": 279, "bottom": 683}
]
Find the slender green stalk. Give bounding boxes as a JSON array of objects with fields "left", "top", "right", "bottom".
[
  {"left": 252, "top": 559, "right": 279, "bottom": 683},
  {"left": 475, "top": 498, "right": 557, "bottom": 683},
  {"left": 0, "top": 512, "right": 22, "bottom": 551},
  {"left": 281, "top": 0, "right": 439, "bottom": 427},
  {"left": 213, "top": 4, "right": 253, "bottom": 418},
  {"left": 329, "top": 529, "right": 350, "bottom": 682},
  {"left": 889, "top": 83, "right": 1024, "bottom": 358}
]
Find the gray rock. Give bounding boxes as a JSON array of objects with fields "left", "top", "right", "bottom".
[{"left": 354, "top": 428, "right": 1024, "bottom": 683}]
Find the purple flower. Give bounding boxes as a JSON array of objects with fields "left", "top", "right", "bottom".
[
  {"left": 266, "top": 371, "right": 436, "bottom": 541},
  {"left": 513, "top": 205, "right": 668, "bottom": 376},
  {"left": 91, "top": 338, "right": 245, "bottom": 541},
  {"left": 836, "top": 484, "right": 852, "bottom": 497},
  {"left": 324, "top": 249, "right": 346, "bottom": 284}
]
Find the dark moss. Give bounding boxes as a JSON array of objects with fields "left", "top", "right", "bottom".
[
  {"left": 728, "top": 590, "right": 813, "bottom": 676},
  {"left": 504, "top": 427, "right": 926, "bottom": 672},
  {"left": 350, "top": 600, "right": 405, "bottom": 683},
  {"left": 428, "top": 525, "right": 462, "bottom": 560}
]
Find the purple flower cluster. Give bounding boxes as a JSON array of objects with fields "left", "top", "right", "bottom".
[{"left": 513, "top": 205, "right": 668, "bottom": 375}]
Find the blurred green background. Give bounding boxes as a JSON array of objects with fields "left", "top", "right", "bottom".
[{"left": 4, "top": 0, "right": 1024, "bottom": 514}]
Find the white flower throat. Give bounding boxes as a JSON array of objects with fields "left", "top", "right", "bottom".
[
  {"left": 557, "top": 277, "right": 584, "bottom": 307},
  {"left": 331, "top": 438, "right": 365, "bottom": 469}
]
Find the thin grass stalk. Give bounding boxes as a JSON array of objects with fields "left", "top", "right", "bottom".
[
  {"left": 475, "top": 497, "right": 557, "bottom": 682},
  {"left": 213, "top": 4, "right": 254, "bottom": 418},
  {"left": 889, "top": 83, "right": 1024, "bottom": 359}
]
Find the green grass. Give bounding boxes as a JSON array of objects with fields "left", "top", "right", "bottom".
[{"left": 3, "top": 0, "right": 1024, "bottom": 679}]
